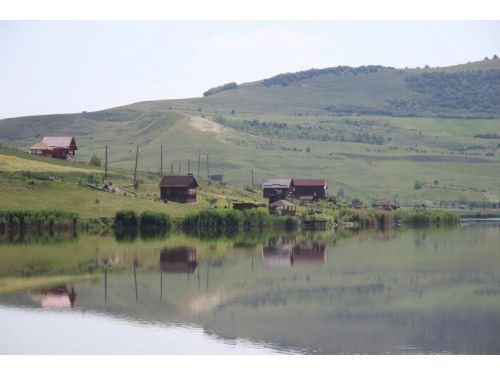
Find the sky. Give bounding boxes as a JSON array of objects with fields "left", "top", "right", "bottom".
[{"left": 1, "top": 21, "right": 499, "bottom": 119}]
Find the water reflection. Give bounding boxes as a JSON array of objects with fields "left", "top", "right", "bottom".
[
  {"left": 160, "top": 247, "right": 198, "bottom": 274},
  {"left": 1, "top": 223, "right": 500, "bottom": 354},
  {"left": 262, "top": 236, "right": 326, "bottom": 267},
  {"left": 29, "top": 285, "right": 76, "bottom": 309}
]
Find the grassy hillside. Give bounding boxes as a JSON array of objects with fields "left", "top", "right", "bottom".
[
  {"left": 1, "top": 58, "right": 500, "bottom": 207},
  {"left": 0, "top": 147, "right": 266, "bottom": 219}
]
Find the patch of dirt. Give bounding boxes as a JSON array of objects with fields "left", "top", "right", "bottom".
[
  {"left": 337, "top": 152, "right": 497, "bottom": 164},
  {"left": 189, "top": 116, "right": 226, "bottom": 139}
]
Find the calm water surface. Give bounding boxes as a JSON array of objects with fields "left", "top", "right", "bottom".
[{"left": 1, "top": 222, "right": 499, "bottom": 354}]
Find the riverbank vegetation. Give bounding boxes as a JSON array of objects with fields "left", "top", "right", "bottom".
[{"left": 0, "top": 210, "right": 79, "bottom": 233}]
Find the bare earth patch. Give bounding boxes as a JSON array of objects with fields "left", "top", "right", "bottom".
[{"left": 189, "top": 116, "right": 226, "bottom": 141}]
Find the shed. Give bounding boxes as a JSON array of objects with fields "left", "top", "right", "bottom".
[
  {"left": 261, "top": 178, "right": 292, "bottom": 199},
  {"left": 269, "top": 199, "right": 296, "bottom": 216},
  {"left": 159, "top": 175, "right": 198, "bottom": 203},
  {"left": 292, "top": 178, "right": 327, "bottom": 200}
]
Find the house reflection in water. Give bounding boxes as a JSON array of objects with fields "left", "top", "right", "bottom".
[
  {"left": 292, "top": 241, "right": 326, "bottom": 265},
  {"left": 262, "top": 236, "right": 326, "bottom": 267},
  {"left": 29, "top": 285, "right": 76, "bottom": 309},
  {"left": 160, "top": 247, "right": 198, "bottom": 274}
]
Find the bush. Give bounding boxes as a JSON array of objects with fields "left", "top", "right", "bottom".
[
  {"left": 113, "top": 210, "right": 139, "bottom": 228},
  {"left": 89, "top": 154, "right": 102, "bottom": 167},
  {"left": 181, "top": 209, "right": 295, "bottom": 236}
]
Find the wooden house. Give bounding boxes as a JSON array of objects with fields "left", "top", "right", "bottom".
[
  {"left": 261, "top": 178, "right": 292, "bottom": 199},
  {"left": 29, "top": 136, "right": 78, "bottom": 159},
  {"left": 291, "top": 178, "right": 327, "bottom": 200},
  {"left": 160, "top": 247, "right": 198, "bottom": 274},
  {"left": 159, "top": 175, "right": 198, "bottom": 203}
]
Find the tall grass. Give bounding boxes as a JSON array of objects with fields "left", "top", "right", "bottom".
[
  {"left": 394, "top": 209, "right": 459, "bottom": 226},
  {"left": 181, "top": 208, "right": 297, "bottom": 237},
  {"left": 0, "top": 210, "right": 79, "bottom": 233}
]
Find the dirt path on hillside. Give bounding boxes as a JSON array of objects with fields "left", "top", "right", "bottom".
[{"left": 189, "top": 116, "right": 226, "bottom": 140}]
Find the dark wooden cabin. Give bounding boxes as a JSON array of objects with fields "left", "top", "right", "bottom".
[
  {"left": 29, "top": 136, "right": 78, "bottom": 159},
  {"left": 291, "top": 178, "right": 327, "bottom": 200},
  {"left": 159, "top": 175, "right": 198, "bottom": 203},
  {"left": 160, "top": 247, "right": 198, "bottom": 274},
  {"left": 261, "top": 178, "right": 292, "bottom": 199}
]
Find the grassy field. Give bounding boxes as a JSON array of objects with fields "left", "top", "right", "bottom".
[{"left": 1, "top": 59, "right": 499, "bottom": 206}]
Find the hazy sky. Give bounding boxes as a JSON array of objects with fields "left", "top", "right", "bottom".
[{"left": 1, "top": 21, "right": 499, "bottom": 119}]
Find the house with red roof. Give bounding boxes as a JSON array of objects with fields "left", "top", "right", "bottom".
[
  {"left": 29, "top": 136, "right": 78, "bottom": 159},
  {"left": 291, "top": 178, "right": 327, "bottom": 200}
]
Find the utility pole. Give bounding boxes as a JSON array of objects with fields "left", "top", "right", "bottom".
[
  {"left": 206, "top": 154, "right": 210, "bottom": 182},
  {"left": 160, "top": 144, "right": 163, "bottom": 177},
  {"left": 104, "top": 144, "right": 108, "bottom": 183},
  {"left": 251, "top": 169, "right": 254, "bottom": 188},
  {"left": 188, "top": 159, "right": 190, "bottom": 174},
  {"left": 133, "top": 145, "right": 139, "bottom": 189},
  {"left": 170, "top": 162, "right": 173, "bottom": 175},
  {"left": 197, "top": 151, "right": 201, "bottom": 177},
  {"left": 178, "top": 161, "right": 181, "bottom": 175}
]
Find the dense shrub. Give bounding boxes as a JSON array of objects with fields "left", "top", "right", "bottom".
[
  {"left": 113, "top": 210, "right": 139, "bottom": 228},
  {"left": 263, "top": 65, "right": 389, "bottom": 86},
  {"left": 203, "top": 82, "right": 237, "bottom": 96},
  {"left": 181, "top": 209, "right": 297, "bottom": 236},
  {"left": 139, "top": 211, "right": 172, "bottom": 229}
]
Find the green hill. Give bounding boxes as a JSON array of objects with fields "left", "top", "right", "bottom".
[{"left": 1, "top": 58, "right": 500, "bottom": 207}]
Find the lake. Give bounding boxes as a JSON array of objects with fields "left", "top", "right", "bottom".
[{"left": 1, "top": 222, "right": 499, "bottom": 354}]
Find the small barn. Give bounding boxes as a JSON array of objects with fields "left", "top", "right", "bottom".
[
  {"left": 159, "top": 175, "right": 198, "bottom": 203},
  {"left": 29, "top": 136, "right": 78, "bottom": 159},
  {"left": 269, "top": 199, "right": 296, "bottom": 216},
  {"left": 291, "top": 178, "right": 327, "bottom": 200},
  {"left": 261, "top": 178, "right": 292, "bottom": 199}
]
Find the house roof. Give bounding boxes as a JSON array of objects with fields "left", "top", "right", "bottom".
[
  {"left": 41, "top": 136, "right": 77, "bottom": 149},
  {"left": 159, "top": 175, "right": 198, "bottom": 188},
  {"left": 292, "top": 178, "right": 326, "bottom": 187},
  {"left": 269, "top": 199, "right": 295, "bottom": 208},
  {"left": 261, "top": 178, "right": 292, "bottom": 188},
  {"left": 29, "top": 142, "right": 54, "bottom": 151}
]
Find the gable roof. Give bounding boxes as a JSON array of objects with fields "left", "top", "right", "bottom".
[
  {"left": 292, "top": 178, "right": 326, "bottom": 187},
  {"left": 261, "top": 178, "right": 292, "bottom": 189},
  {"left": 41, "top": 137, "right": 77, "bottom": 149},
  {"left": 159, "top": 175, "right": 199, "bottom": 188}
]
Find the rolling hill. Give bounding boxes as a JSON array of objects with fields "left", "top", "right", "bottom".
[{"left": 1, "top": 58, "right": 500, "bottom": 207}]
